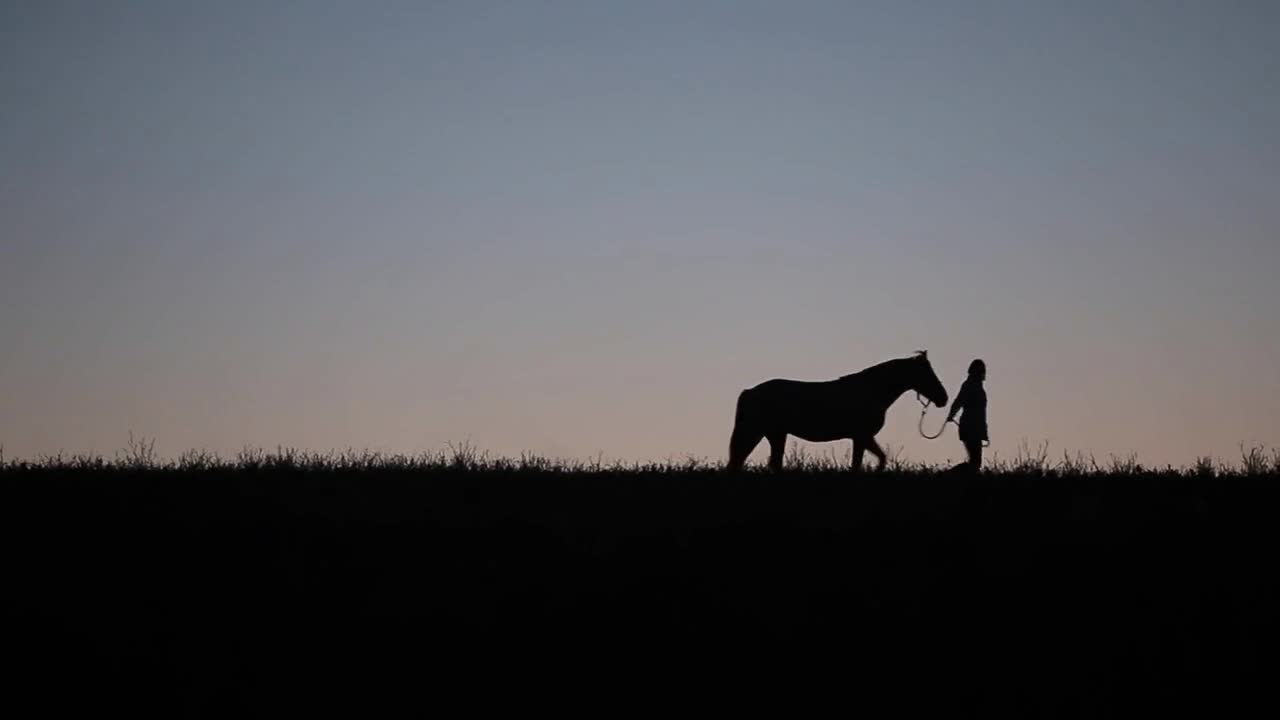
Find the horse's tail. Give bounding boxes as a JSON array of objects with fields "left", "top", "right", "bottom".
[
  {"left": 733, "top": 387, "right": 751, "bottom": 425},
  {"left": 727, "top": 388, "right": 761, "bottom": 472}
]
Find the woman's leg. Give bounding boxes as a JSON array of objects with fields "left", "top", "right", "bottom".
[
  {"left": 948, "top": 436, "right": 980, "bottom": 474},
  {"left": 964, "top": 439, "right": 983, "bottom": 471}
]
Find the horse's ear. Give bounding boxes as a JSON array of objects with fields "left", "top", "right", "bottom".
[{"left": 914, "top": 350, "right": 928, "bottom": 359}]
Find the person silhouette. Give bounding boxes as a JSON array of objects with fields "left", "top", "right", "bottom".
[{"left": 947, "top": 359, "right": 988, "bottom": 472}]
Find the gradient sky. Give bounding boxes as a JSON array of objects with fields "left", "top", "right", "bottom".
[{"left": 3, "top": 1, "right": 1278, "bottom": 466}]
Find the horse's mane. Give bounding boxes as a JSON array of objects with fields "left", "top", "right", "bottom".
[{"left": 837, "top": 356, "right": 916, "bottom": 382}]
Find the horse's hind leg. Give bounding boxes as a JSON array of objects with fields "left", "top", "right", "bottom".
[
  {"left": 865, "top": 437, "right": 888, "bottom": 471},
  {"left": 728, "top": 426, "right": 762, "bottom": 472},
  {"left": 767, "top": 433, "right": 787, "bottom": 472}
]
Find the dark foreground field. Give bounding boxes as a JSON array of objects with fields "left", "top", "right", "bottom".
[{"left": 5, "top": 454, "right": 1279, "bottom": 716}]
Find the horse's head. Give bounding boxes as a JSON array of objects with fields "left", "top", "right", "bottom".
[{"left": 912, "top": 351, "right": 949, "bottom": 407}]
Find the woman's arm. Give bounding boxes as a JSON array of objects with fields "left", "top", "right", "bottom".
[{"left": 947, "top": 380, "right": 971, "bottom": 423}]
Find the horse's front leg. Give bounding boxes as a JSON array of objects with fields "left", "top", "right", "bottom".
[
  {"left": 851, "top": 440, "right": 866, "bottom": 474},
  {"left": 865, "top": 437, "right": 888, "bottom": 472}
]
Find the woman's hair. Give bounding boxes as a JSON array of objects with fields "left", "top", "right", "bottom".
[{"left": 968, "top": 359, "right": 986, "bottom": 376}]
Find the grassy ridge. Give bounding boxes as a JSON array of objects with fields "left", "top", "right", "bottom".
[{"left": 4, "top": 452, "right": 1279, "bottom": 715}]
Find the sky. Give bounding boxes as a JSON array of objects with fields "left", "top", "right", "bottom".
[{"left": 2, "top": 1, "right": 1278, "bottom": 467}]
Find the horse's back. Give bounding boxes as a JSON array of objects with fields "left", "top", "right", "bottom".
[
  {"left": 739, "top": 377, "right": 848, "bottom": 434},
  {"left": 746, "top": 377, "right": 834, "bottom": 395}
]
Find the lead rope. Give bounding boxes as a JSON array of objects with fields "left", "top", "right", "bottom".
[
  {"left": 917, "top": 392, "right": 990, "bottom": 447},
  {"left": 917, "top": 392, "right": 952, "bottom": 440}
]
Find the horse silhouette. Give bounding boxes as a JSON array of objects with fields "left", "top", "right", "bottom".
[{"left": 728, "top": 351, "right": 949, "bottom": 472}]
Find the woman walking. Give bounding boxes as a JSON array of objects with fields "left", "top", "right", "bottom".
[{"left": 947, "top": 359, "right": 988, "bottom": 472}]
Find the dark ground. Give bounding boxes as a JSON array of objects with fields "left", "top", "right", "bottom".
[{"left": 4, "top": 462, "right": 1278, "bottom": 716}]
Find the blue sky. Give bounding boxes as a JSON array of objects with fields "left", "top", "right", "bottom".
[{"left": 3, "top": 1, "right": 1278, "bottom": 464}]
